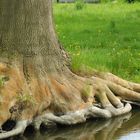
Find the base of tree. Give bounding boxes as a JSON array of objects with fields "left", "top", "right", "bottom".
[{"left": 0, "top": 61, "right": 140, "bottom": 139}]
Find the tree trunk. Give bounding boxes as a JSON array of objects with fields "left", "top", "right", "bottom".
[{"left": 0, "top": 0, "right": 140, "bottom": 139}]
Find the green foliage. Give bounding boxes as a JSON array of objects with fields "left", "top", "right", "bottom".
[
  {"left": 17, "top": 93, "right": 36, "bottom": 106},
  {"left": 54, "top": 3, "right": 140, "bottom": 82},
  {"left": 108, "top": 20, "right": 117, "bottom": 33},
  {"left": 81, "top": 84, "right": 93, "bottom": 101},
  {"left": 110, "top": 20, "right": 116, "bottom": 29},
  {"left": 0, "top": 76, "right": 9, "bottom": 87},
  {"left": 100, "top": 0, "right": 113, "bottom": 3},
  {"left": 0, "top": 77, "right": 4, "bottom": 87},
  {"left": 75, "top": 0, "right": 85, "bottom": 10}
]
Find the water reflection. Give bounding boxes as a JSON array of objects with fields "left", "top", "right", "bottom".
[{"left": 22, "top": 109, "right": 140, "bottom": 140}]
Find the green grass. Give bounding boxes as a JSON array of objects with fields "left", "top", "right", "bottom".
[{"left": 53, "top": 3, "right": 140, "bottom": 82}]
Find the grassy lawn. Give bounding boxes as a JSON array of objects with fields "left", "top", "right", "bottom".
[{"left": 53, "top": 3, "right": 140, "bottom": 82}]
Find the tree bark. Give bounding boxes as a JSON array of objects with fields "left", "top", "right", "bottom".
[{"left": 0, "top": 0, "right": 140, "bottom": 139}]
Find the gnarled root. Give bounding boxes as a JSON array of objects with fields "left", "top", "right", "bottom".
[
  {"left": 103, "top": 73, "right": 140, "bottom": 92},
  {"left": 0, "top": 120, "right": 29, "bottom": 139},
  {"left": 32, "top": 103, "right": 131, "bottom": 128},
  {"left": 0, "top": 103, "right": 131, "bottom": 139},
  {"left": 0, "top": 62, "right": 140, "bottom": 139},
  {"left": 0, "top": 103, "right": 133, "bottom": 139},
  {"left": 91, "top": 75, "right": 140, "bottom": 108}
]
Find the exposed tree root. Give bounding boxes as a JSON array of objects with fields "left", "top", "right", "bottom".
[
  {"left": 0, "top": 62, "right": 140, "bottom": 139},
  {"left": 0, "top": 120, "right": 29, "bottom": 139},
  {"left": 103, "top": 73, "right": 140, "bottom": 92},
  {"left": 33, "top": 103, "right": 131, "bottom": 126},
  {"left": 0, "top": 104, "right": 131, "bottom": 139}
]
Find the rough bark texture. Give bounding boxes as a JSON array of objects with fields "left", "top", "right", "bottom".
[{"left": 0, "top": 0, "right": 140, "bottom": 139}]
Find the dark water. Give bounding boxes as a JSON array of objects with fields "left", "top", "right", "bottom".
[{"left": 21, "top": 109, "right": 140, "bottom": 140}]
